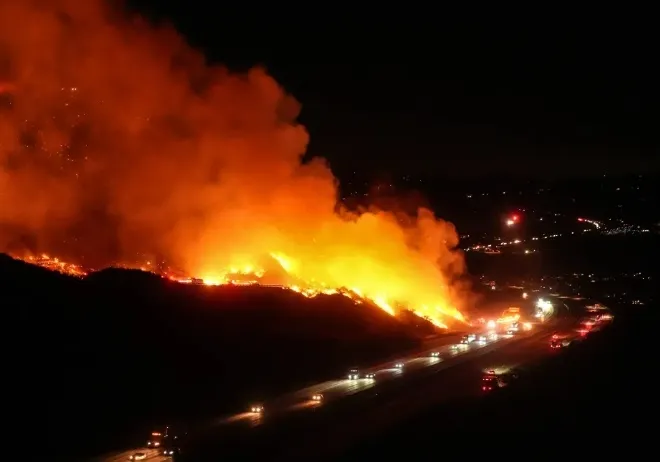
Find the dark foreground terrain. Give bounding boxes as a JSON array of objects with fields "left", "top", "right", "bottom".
[
  {"left": 337, "top": 303, "right": 655, "bottom": 458},
  {"left": 1, "top": 254, "right": 440, "bottom": 459},
  {"left": 159, "top": 300, "right": 649, "bottom": 461}
]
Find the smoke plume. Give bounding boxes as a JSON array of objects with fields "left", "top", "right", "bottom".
[{"left": 0, "top": 0, "right": 469, "bottom": 324}]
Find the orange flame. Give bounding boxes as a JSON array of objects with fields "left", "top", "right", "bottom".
[{"left": 0, "top": 0, "right": 468, "bottom": 328}]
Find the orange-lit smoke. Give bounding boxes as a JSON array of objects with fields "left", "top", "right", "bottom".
[{"left": 0, "top": 0, "right": 468, "bottom": 326}]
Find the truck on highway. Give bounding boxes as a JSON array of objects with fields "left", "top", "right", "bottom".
[
  {"left": 146, "top": 426, "right": 185, "bottom": 456},
  {"left": 481, "top": 369, "right": 521, "bottom": 392},
  {"left": 147, "top": 430, "right": 166, "bottom": 448}
]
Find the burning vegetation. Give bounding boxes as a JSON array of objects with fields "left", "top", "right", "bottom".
[{"left": 1, "top": 0, "right": 469, "bottom": 328}]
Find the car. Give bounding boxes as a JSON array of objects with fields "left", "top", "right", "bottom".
[
  {"left": 311, "top": 393, "right": 323, "bottom": 402},
  {"left": 129, "top": 453, "right": 146, "bottom": 461},
  {"left": 429, "top": 351, "right": 440, "bottom": 357},
  {"left": 550, "top": 334, "right": 572, "bottom": 349},
  {"left": 394, "top": 362, "right": 404, "bottom": 369},
  {"left": 460, "top": 334, "right": 475, "bottom": 344},
  {"left": 348, "top": 368, "right": 375, "bottom": 380},
  {"left": 250, "top": 405, "right": 264, "bottom": 413},
  {"left": 161, "top": 448, "right": 177, "bottom": 457},
  {"left": 477, "top": 335, "right": 487, "bottom": 344},
  {"left": 581, "top": 319, "right": 595, "bottom": 330}
]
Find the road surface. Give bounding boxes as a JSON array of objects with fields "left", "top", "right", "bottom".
[
  {"left": 277, "top": 326, "right": 571, "bottom": 461},
  {"left": 95, "top": 302, "right": 610, "bottom": 462},
  {"left": 95, "top": 327, "right": 530, "bottom": 461},
  {"left": 90, "top": 449, "right": 166, "bottom": 462},
  {"left": 181, "top": 317, "right": 578, "bottom": 461}
]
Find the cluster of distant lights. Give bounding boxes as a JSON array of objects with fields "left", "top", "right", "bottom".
[
  {"left": 465, "top": 215, "right": 652, "bottom": 254},
  {"left": 565, "top": 272, "right": 652, "bottom": 306},
  {"left": 566, "top": 271, "right": 652, "bottom": 282},
  {"left": 574, "top": 217, "right": 650, "bottom": 235},
  {"left": 602, "top": 224, "right": 650, "bottom": 235},
  {"left": 489, "top": 272, "right": 653, "bottom": 307}
]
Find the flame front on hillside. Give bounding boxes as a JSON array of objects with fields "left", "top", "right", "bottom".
[
  {"left": 13, "top": 251, "right": 457, "bottom": 328},
  {"left": 1, "top": 0, "right": 468, "bottom": 329},
  {"left": 21, "top": 254, "right": 88, "bottom": 278}
]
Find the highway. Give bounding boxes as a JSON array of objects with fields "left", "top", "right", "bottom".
[
  {"left": 94, "top": 302, "right": 609, "bottom": 462},
  {"left": 185, "top": 317, "right": 575, "bottom": 461},
  {"left": 95, "top": 329, "right": 523, "bottom": 461},
  {"left": 90, "top": 449, "right": 166, "bottom": 462},
  {"left": 279, "top": 326, "right": 570, "bottom": 461}
]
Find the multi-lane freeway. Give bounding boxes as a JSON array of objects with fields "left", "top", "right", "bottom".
[{"left": 94, "top": 301, "right": 609, "bottom": 462}]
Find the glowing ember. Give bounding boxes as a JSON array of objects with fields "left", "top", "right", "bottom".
[
  {"left": 12, "top": 252, "right": 459, "bottom": 328},
  {"left": 19, "top": 254, "right": 88, "bottom": 278},
  {"left": 0, "top": 0, "right": 469, "bottom": 329}
]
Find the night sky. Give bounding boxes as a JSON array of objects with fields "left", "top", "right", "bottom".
[{"left": 129, "top": 2, "right": 658, "bottom": 178}]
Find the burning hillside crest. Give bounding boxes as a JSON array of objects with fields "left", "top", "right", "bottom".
[{"left": 1, "top": 0, "right": 469, "bottom": 328}]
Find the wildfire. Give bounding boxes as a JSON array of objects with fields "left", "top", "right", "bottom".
[
  {"left": 11, "top": 251, "right": 461, "bottom": 328},
  {"left": 164, "top": 255, "right": 464, "bottom": 328},
  {"left": 0, "top": 0, "right": 469, "bottom": 329},
  {"left": 19, "top": 254, "right": 88, "bottom": 278}
]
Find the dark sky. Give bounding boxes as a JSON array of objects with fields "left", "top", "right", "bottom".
[{"left": 129, "top": 2, "right": 658, "bottom": 178}]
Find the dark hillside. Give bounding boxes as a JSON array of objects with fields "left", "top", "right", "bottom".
[{"left": 2, "top": 254, "right": 438, "bottom": 459}]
